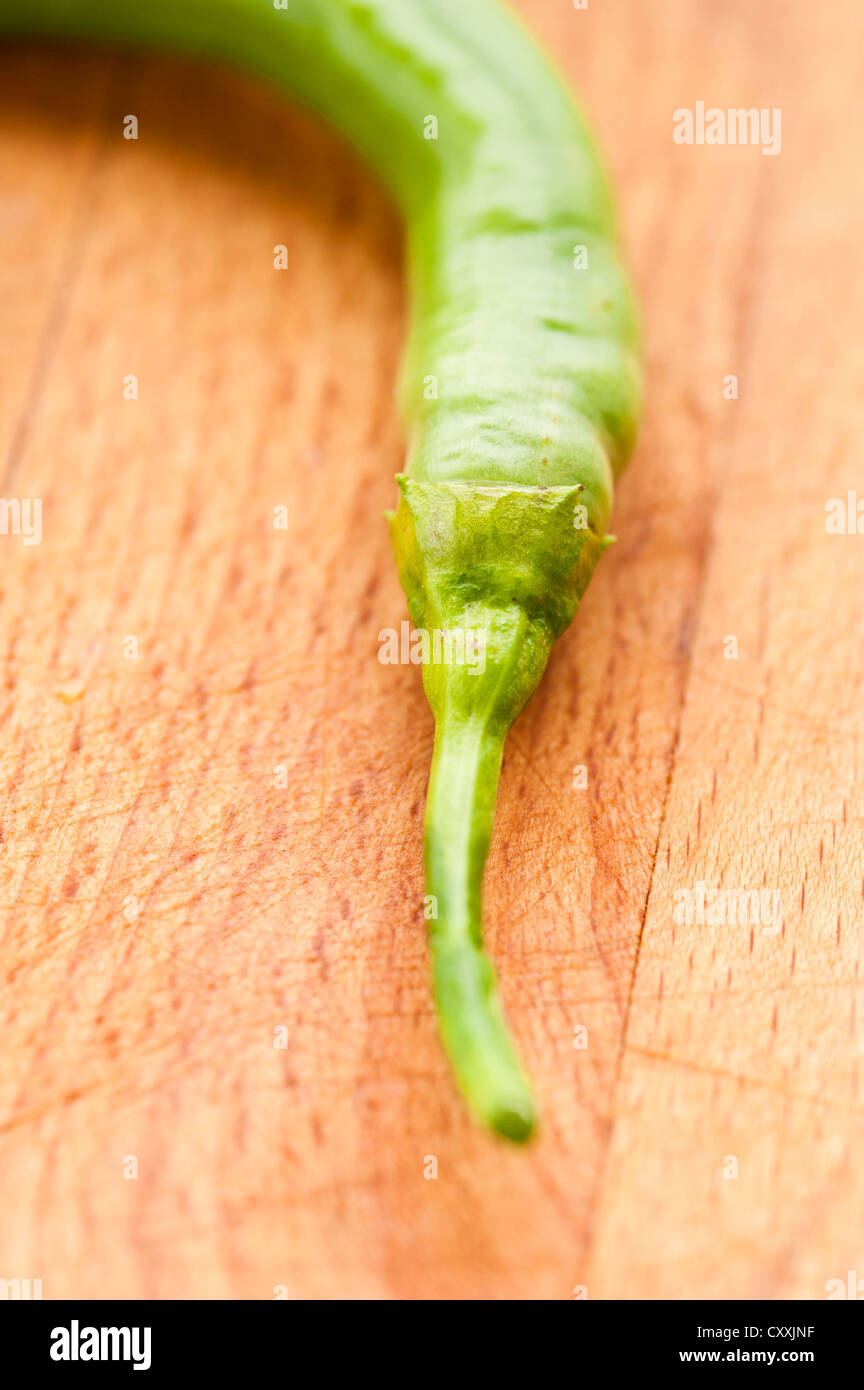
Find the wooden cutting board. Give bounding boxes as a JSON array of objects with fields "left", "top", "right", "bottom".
[{"left": 1, "top": 0, "right": 862, "bottom": 1299}]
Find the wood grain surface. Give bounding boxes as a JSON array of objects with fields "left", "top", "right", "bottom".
[{"left": 1, "top": 0, "right": 862, "bottom": 1300}]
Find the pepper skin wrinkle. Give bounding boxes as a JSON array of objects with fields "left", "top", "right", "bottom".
[{"left": 0, "top": 0, "right": 641, "bottom": 1141}]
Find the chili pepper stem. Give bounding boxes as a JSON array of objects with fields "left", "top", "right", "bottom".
[
  {"left": 424, "top": 710, "right": 536, "bottom": 1142},
  {"left": 390, "top": 476, "right": 613, "bottom": 1138}
]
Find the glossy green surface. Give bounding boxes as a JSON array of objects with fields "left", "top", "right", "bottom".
[{"left": 1, "top": 0, "right": 641, "bottom": 1139}]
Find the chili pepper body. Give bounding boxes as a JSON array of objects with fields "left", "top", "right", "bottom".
[{"left": 0, "top": 0, "right": 641, "bottom": 1140}]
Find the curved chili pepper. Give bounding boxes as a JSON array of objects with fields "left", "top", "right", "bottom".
[{"left": 0, "top": 0, "right": 641, "bottom": 1140}]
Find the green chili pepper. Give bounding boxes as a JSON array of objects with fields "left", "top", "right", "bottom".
[{"left": 2, "top": 0, "right": 641, "bottom": 1141}]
